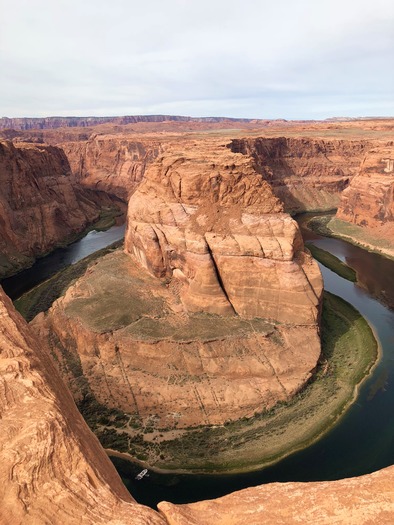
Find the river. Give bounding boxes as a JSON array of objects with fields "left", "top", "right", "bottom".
[
  {"left": 111, "top": 215, "right": 394, "bottom": 508},
  {"left": 2, "top": 219, "right": 394, "bottom": 509},
  {"left": 1, "top": 224, "right": 125, "bottom": 300}
]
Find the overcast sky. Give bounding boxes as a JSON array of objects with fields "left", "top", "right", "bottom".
[{"left": 1, "top": 0, "right": 393, "bottom": 120}]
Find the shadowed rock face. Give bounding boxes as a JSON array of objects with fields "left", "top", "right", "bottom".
[
  {"left": 0, "top": 288, "right": 165, "bottom": 525},
  {"left": 230, "top": 137, "right": 371, "bottom": 213},
  {"left": 0, "top": 140, "right": 100, "bottom": 278},
  {"left": 337, "top": 144, "right": 394, "bottom": 240},
  {"left": 63, "top": 135, "right": 162, "bottom": 201}
]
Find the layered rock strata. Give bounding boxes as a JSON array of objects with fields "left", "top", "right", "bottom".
[
  {"left": 0, "top": 140, "right": 100, "bottom": 278},
  {"left": 125, "top": 139, "right": 323, "bottom": 323},
  {"left": 0, "top": 287, "right": 164, "bottom": 525},
  {"left": 230, "top": 137, "right": 371, "bottom": 213},
  {"left": 337, "top": 144, "right": 394, "bottom": 241},
  {"left": 33, "top": 249, "right": 321, "bottom": 429},
  {"left": 62, "top": 135, "right": 162, "bottom": 200}
]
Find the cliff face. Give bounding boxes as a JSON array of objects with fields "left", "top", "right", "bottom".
[
  {"left": 0, "top": 287, "right": 165, "bottom": 525},
  {"left": 0, "top": 115, "right": 257, "bottom": 131},
  {"left": 0, "top": 140, "right": 100, "bottom": 278},
  {"left": 62, "top": 135, "right": 162, "bottom": 200},
  {"left": 230, "top": 137, "right": 371, "bottom": 213},
  {"left": 336, "top": 144, "right": 394, "bottom": 240},
  {"left": 125, "top": 138, "right": 322, "bottom": 323}
]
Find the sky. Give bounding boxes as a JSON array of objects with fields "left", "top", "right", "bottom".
[{"left": 1, "top": 0, "right": 393, "bottom": 120}]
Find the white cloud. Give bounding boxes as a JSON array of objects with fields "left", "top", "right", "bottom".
[{"left": 1, "top": 0, "right": 393, "bottom": 118}]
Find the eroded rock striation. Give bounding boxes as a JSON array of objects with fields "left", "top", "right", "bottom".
[
  {"left": 337, "top": 144, "right": 394, "bottom": 242},
  {"left": 230, "top": 137, "right": 371, "bottom": 213},
  {"left": 0, "top": 140, "right": 100, "bottom": 278},
  {"left": 2, "top": 283, "right": 393, "bottom": 524},
  {"left": 125, "top": 139, "right": 322, "bottom": 323},
  {"left": 62, "top": 135, "right": 162, "bottom": 201},
  {"left": 0, "top": 287, "right": 165, "bottom": 525}
]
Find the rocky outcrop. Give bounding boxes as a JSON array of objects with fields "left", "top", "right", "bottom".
[
  {"left": 62, "top": 135, "right": 162, "bottom": 200},
  {"left": 337, "top": 144, "right": 394, "bottom": 241},
  {"left": 230, "top": 137, "right": 371, "bottom": 213},
  {"left": 125, "top": 139, "right": 322, "bottom": 324},
  {"left": 0, "top": 140, "right": 100, "bottom": 278},
  {"left": 32, "top": 250, "right": 321, "bottom": 433},
  {"left": 0, "top": 287, "right": 165, "bottom": 525},
  {"left": 159, "top": 466, "right": 394, "bottom": 524}
]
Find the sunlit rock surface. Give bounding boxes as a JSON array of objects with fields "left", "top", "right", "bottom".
[{"left": 0, "top": 288, "right": 165, "bottom": 525}]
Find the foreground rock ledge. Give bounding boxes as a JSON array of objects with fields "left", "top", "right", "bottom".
[
  {"left": 158, "top": 466, "right": 394, "bottom": 525},
  {"left": 0, "top": 288, "right": 164, "bottom": 525}
]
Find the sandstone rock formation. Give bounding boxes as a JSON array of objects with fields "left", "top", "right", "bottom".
[
  {"left": 0, "top": 287, "right": 165, "bottom": 525},
  {"left": 1, "top": 117, "right": 394, "bottom": 523},
  {"left": 0, "top": 140, "right": 100, "bottom": 278},
  {"left": 62, "top": 135, "right": 162, "bottom": 200},
  {"left": 0, "top": 115, "right": 258, "bottom": 131},
  {"left": 32, "top": 250, "right": 321, "bottom": 432},
  {"left": 31, "top": 138, "right": 322, "bottom": 454},
  {"left": 231, "top": 137, "right": 371, "bottom": 213},
  {"left": 125, "top": 138, "right": 322, "bottom": 323},
  {"left": 337, "top": 144, "right": 394, "bottom": 242},
  {"left": 159, "top": 466, "right": 394, "bottom": 524}
]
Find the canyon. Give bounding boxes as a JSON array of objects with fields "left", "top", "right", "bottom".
[
  {"left": 31, "top": 137, "right": 322, "bottom": 447},
  {"left": 0, "top": 116, "right": 393, "bottom": 523},
  {"left": 0, "top": 140, "right": 102, "bottom": 279},
  {"left": 0, "top": 288, "right": 393, "bottom": 524}
]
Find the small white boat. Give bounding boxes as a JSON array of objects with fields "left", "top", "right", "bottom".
[{"left": 135, "top": 468, "right": 148, "bottom": 480}]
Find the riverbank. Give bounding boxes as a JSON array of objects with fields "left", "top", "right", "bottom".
[
  {"left": 14, "top": 240, "right": 123, "bottom": 321},
  {"left": 307, "top": 215, "right": 394, "bottom": 261},
  {"left": 102, "top": 292, "right": 378, "bottom": 475},
  {"left": 306, "top": 243, "right": 357, "bottom": 282}
]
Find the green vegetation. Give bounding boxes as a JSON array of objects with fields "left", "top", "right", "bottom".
[
  {"left": 100, "top": 292, "right": 377, "bottom": 473},
  {"left": 306, "top": 242, "right": 357, "bottom": 282},
  {"left": 14, "top": 240, "right": 123, "bottom": 322},
  {"left": 307, "top": 215, "right": 394, "bottom": 260}
]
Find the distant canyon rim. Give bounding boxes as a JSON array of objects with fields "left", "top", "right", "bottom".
[{"left": 0, "top": 115, "right": 393, "bottom": 524}]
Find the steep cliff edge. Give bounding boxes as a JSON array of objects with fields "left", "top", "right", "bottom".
[
  {"left": 159, "top": 466, "right": 394, "bottom": 524},
  {"left": 2, "top": 283, "right": 392, "bottom": 524},
  {"left": 0, "top": 287, "right": 165, "bottom": 525},
  {"left": 62, "top": 135, "right": 162, "bottom": 200},
  {"left": 230, "top": 137, "right": 371, "bottom": 213},
  {"left": 336, "top": 144, "right": 394, "bottom": 243},
  {"left": 0, "top": 140, "right": 101, "bottom": 278}
]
